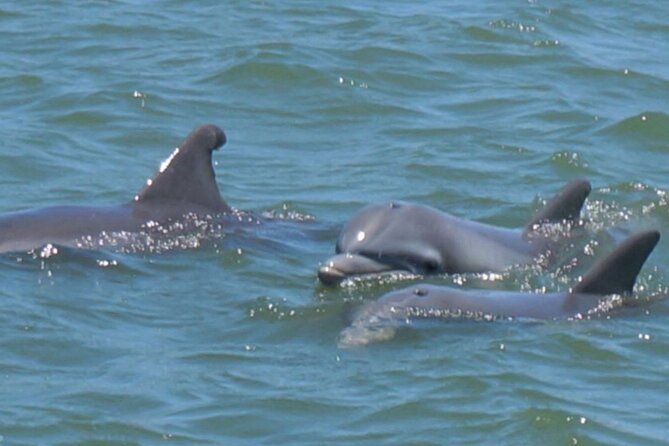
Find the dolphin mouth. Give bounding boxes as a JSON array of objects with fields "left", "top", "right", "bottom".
[{"left": 318, "top": 253, "right": 398, "bottom": 286}]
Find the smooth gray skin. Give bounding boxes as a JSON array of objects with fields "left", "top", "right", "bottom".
[
  {"left": 348, "top": 230, "right": 660, "bottom": 328},
  {"left": 0, "top": 124, "right": 230, "bottom": 254},
  {"left": 319, "top": 180, "right": 592, "bottom": 285}
]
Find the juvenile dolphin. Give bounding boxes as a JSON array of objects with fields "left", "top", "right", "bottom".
[
  {"left": 341, "top": 230, "right": 661, "bottom": 346},
  {"left": 0, "top": 124, "right": 231, "bottom": 254},
  {"left": 318, "top": 180, "right": 592, "bottom": 285}
]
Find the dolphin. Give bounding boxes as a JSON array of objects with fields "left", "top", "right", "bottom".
[
  {"left": 0, "top": 124, "right": 232, "bottom": 254},
  {"left": 341, "top": 230, "right": 661, "bottom": 346},
  {"left": 318, "top": 179, "right": 592, "bottom": 285}
]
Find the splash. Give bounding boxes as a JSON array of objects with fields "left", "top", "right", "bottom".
[
  {"left": 337, "top": 271, "right": 423, "bottom": 289},
  {"left": 339, "top": 324, "right": 397, "bottom": 348},
  {"left": 71, "top": 213, "right": 235, "bottom": 254},
  {"left": 260, "top": 203, "right": 315, "bottom": 222},
  {"left": 339, "top": 301, "right": 502, "bottom": 347}
]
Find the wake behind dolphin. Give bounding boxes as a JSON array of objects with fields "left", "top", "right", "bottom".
[
  {"left": 318, "top": 180, "right": 592, "bottom": 285},
  {"left": 340, "top": 230, "right": 661, "bottom": 347},
  {"left": 0, "top": 124, "right": 238, "bottom": 254}
]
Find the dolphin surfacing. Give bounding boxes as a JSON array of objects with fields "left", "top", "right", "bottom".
[
  {"left": 318, "top": 180, "right": 592, "bottom": 285},
  {"left": 0, "top": 124, "right": 232, "bottom": 254},
  {"left": 341, "top": 230, "right": 661, "bottom": 346}
]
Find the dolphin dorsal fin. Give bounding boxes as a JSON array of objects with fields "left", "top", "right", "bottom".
[
  {"left": 572, "top": 230, "right": 660, "bottom": 295},
  {"left": 134, "top": 124, "right": 231, "bottom": 213},
  {"left": 525, "top": 179, "right": 591, "bottom": 232}
]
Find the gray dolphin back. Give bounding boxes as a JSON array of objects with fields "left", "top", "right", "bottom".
[
  {"left": 134, "top": 124, "right": 230, "bottom": 213},
  {"left": 524, "top": 179, "right": 591, "bottom": 231},
  {"left": 572, "top": 230, "right": 660, "bottom": 295}
]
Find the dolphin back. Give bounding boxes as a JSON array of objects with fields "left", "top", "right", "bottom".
[{"left": 572, "top": 230, "right": 660, "bottom": 295}]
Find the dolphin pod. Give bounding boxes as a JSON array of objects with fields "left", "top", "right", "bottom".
[
  {"left": 318, "top": 179, "right": 592, "bottom": 285},
  {"left": 0, "top": 124, "right": 230, "bottom": 254},
  {"left": 0, "top": 124, "right": 663, "bottom": 345},
  {"left": 340, "top": 230, "right": 661, "bottom": 346}
]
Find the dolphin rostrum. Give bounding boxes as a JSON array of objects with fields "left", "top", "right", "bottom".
[
  {"left": 319, "top": 180, "right": 592, "bottom": 285},
  {"left": 341, "top": 230, "right": 661, "bottom": 346},
  {"left": 0, "top": 124, "right": 232, "bottom": 254}
]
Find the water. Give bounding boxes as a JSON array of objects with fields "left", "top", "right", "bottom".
[{"left": 1, "top": 1, "right": 668, "bottom": 444}]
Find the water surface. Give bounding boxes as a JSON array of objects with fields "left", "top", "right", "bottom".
[{"left": 1, "top": 1, "right": 668, "bottom": 444}]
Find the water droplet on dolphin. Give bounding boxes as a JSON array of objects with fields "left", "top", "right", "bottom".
[
  {"left": 160, "top": 147, "right": 180, "bottom": 173},
  {"left": 356, "top": 231, "right": 366, "bottom": 242}
]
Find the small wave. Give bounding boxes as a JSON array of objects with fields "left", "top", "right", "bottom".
[{"left": 598, "top": 112, "right": 669, "bottom": 148}]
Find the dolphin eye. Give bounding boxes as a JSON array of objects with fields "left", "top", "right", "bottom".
[
  {"left": 423, "top": 259, "right": 440, "bottom": 273},
  {"left": 414, "top": 288, "right": 428, "bottom": 296}
]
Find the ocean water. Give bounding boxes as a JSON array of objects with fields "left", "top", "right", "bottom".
[{"left": 1, "top": 1, "right": 668, "bottom": 444}]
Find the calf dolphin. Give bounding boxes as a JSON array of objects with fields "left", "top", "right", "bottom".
[
  {"left": 341, "top": 230, "right": 661, "bottom": 346},
  {"left": 318, "top": 180, "right": 592, "bottom": 285},
  {"left": 0, "top": 124, "right": 232, "bottom": 254}
]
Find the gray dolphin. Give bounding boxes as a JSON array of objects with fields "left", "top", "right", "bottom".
[
  {"left": 0, "top": 124, "right": 231, "bottom": 254},
  {"left": 318, "top": 180, "right": 592, "bottom": 285},
  {"left": 341, "top": 230, "right": 661, "bottom": 346}
]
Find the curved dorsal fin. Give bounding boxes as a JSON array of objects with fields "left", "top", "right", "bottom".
[
  {"left": 525, "top": 179, "right": 591, "bottom": 232},
  {"left": 134, "top": 124, "right": 231, "bottom": 213},
  {"left": 572, "top": 230, "right": 660, "bottom": 295}
]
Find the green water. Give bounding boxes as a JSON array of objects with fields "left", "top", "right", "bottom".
[{"left": 1, "top": 1, "right": 668, "bottom": 444}]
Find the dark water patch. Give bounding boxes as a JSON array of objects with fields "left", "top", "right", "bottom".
[
  {"left": 370, "top": 70, "right": 454, "bottom": 93},
  {"left": 562, "top": 65, "right": 664, "bottom": 83},
  {"left": 534, "top": 109, "right": 596, "bottom": 127},
  {"left": 450, "top": 50, "right": 559, "bottom": 67},
  {"left": 449, "top": 96, "right": 530, "bottom": 114},
  {"left": 57, "top": 390, "right": 166, "bottom": 416},
  {"left": 4, "top": 413, "right": 187, "bottom": 446},
  {"left": 203, "top": 61, "right": 330, "bottom": 90},
  {"left": 0, "top": 6, "right": 26, "bottom": 18},
  {"left": 2, "top": 333, "right": 122, "bottom": 369},
  {"left": 384, "top": 124, "right": 489, "bottom": 143},
  {"left": 464, "top": 24, "right": 527, "bottom": 44},
  {"left": 43, "top": 106, "right": 127, "bottom": 129},
  {"left": 0, "top": 73, "right": 43, "bottom": 89},
  {"left": 336, "top": 45, "right": 432, "bottom": 65},
  {"left": 316, "top": 100, "right": 424, "bottom": 121}
]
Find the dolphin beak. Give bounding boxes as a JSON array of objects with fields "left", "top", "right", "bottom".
[{"left": 318, "top": 253, "right": 394, "bottom": 286}]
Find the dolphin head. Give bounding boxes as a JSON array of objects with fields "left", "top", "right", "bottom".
[{"left": 318, "top": 202, "right": 447, "bottom": 285}]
